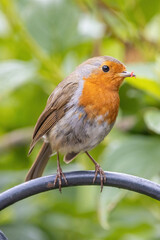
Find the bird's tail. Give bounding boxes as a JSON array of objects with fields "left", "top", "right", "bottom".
[{"left": 25, "top": 142, "right": 52, "bottom": 181}]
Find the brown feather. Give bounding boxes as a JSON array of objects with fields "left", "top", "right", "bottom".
[
  {"left": 25, "top": 142, "right": 52, "bottom": 181},
  {"left": 64, "top": 152, "right": 79, "bottom": 164},
  {"left": 28, "top": 80, "right": 78, "bottom": 154}
]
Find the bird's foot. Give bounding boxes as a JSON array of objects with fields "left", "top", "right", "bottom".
[
  {"left": 93, "top": 164, "right": 106, "bottom": 192},
  {"left": 54, "top": 166, "right": 68, "bottom": 192}
]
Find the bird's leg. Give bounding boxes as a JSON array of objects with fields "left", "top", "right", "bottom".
[
  {"left": 85, "top": 151, "right": 106, "bottom": 191},
  {"left": 54, "top": 152, "right": 68, "bottom": 192}
]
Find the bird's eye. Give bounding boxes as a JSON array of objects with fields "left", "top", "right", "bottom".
[{"left": 102, "top": 65, "right": 110, "bottom": 72}]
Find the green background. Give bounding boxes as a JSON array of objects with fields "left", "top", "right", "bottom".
[{"left": 0, "top": 0, "right": 160, "bottom": 239}]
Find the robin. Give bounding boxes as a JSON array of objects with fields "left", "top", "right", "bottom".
[{"left": 25, "top": 56, "right": 135, "bottom": 191}]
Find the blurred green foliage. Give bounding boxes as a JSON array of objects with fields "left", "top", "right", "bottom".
[{"left": 0, "top": 0, "right": 160, "bottom": 239}]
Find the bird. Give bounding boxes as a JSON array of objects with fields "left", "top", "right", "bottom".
[{"left": 25, "top": 56, "right": 135, "bottom": 191}]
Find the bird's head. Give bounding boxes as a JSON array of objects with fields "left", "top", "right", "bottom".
[{"left": 77, "top": 56, "right": 135, "bottom": 91}]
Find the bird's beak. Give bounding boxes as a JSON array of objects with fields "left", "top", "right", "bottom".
[{"left": 119, "top": 71, "right": 136, "bottom": 78}]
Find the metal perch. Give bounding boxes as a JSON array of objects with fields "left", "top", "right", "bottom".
[{"left": 0, "top": 171, "right": 160, "bottom": 211}]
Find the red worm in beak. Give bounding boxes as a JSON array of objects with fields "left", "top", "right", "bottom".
[{"left": 131, "top": 71, "right": 136, "bottom": 78}]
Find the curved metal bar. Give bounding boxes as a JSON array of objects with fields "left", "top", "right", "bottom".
[
  {"left": 0, "top": 171, "right": 160, "bottom": 211},
  {"left": 0, "top": 231, "right": 8, "bottom": 240}
]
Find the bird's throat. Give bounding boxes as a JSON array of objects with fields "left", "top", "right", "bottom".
[{"left": 79, "top": 81, "right": 120, "bottom": 124}]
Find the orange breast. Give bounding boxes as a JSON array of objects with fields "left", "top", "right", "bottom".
[{"left": 79, "top": 76, "right": 120, "bottom": 124}]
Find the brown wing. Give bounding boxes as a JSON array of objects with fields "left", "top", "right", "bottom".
[{"left": 29, "top": 80, "right": 78, "bottom": 154}]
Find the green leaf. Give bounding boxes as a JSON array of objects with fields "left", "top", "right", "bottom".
[
  {"left": 0, "top": 60, "right": 37, "bottom": 96},
  {"left": 102, "top": 134, "right": 160, "bottom": 178},
  {"left": 1, "top": 225, "right": 48, "bottom": 240},
  {"left": 99, "top": 134, "right": 160, "bottom": 229},
  {"left": 126, "top": 63, "right": 160, "bottom": 100},
  {"left": 144, "top": 14, "right": 160, "bottom": 42},
  {"left": 20, "top": 0, "right": 82, "bottom": 53},
  {"left": 126, "top": 77, "right": 160, "bottom": 100},
  {"left": 98, "top": 188, "right": 126, "bottom": 230},
  {"left": 144, "top": 108, "right": 160, "bottom": 134}
]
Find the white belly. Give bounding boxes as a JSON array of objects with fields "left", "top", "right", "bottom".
[{"left": 48, "top": 106, "right": 114, "bottom": 154}]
